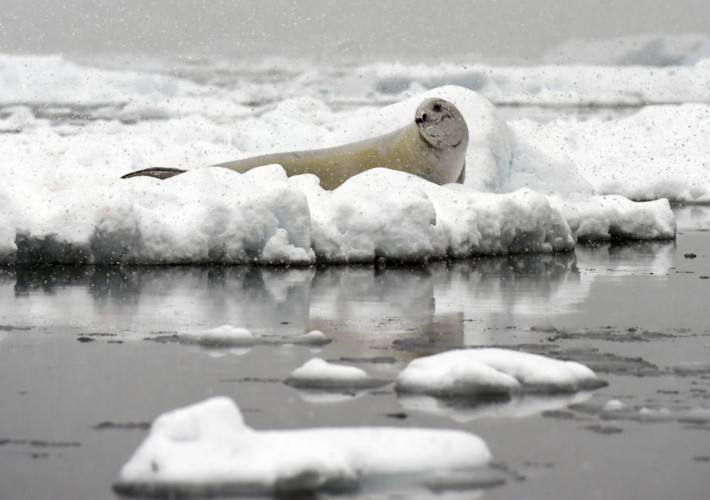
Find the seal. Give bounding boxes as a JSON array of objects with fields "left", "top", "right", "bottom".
[{"left": 122, "top": 98, "right": 468, "bottom": 189}]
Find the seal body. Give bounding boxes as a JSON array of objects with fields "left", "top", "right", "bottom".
[{"left": 122, "top": 98, "right": 468, "bottom": 189}]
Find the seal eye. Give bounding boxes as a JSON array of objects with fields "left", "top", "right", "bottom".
[{"left": 432, "top": 103, "right": 442, "bottom": 113}]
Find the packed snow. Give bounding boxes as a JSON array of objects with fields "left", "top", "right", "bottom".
[
  {"left": 2, "top": 52, "right": 707, "bottom": 265},
  {"left": 396, "top": 348, "right": 606, "bottom": 396},
  {"left": 285, "top": 358, "right": 387, "bottom": 390},
  {"left": 115, "top": 396, "right": 492, "bottom": 496},
  {"left": 511, "top": 106, "right": 710, "bottom": 202}
]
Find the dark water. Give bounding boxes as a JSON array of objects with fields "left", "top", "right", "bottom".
[{"left": 1, "top": 208, "right": 709, "bottom": 499}]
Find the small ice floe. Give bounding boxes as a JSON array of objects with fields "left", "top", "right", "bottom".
[
  {"left": 291, "top": 390, "right": 370, "bottom": 405},
  {"left": 284, "top": 358, "right": 389, "bottom": 391},
  {"left": 160, "top": 326, "right": 330, "bottom": 348},
  {"left": 180, "top": 325, "right": 255, "bottom": 346},
  {"left": 283, "top": 330, "right": 331, "bottom": 346},
  {"left": 603, "top": 399, "right": 627, "bottom": 412},
  {"left": 573, "top": 401, "right": 710, "bottom": 425},
  {"left": 395, "top": 348, "right": 606, "bottom": 397},
  {"left": 114, "top": 396, "right": 493, "bottom": 497}
]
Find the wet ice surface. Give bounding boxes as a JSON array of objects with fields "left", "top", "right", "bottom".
[{"left": 0, "top": 207, "right": 709, "bottom": 499}]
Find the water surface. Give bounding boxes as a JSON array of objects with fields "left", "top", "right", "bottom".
[{"left": 1, "top": 208, "right": 709, "bottom": 499}]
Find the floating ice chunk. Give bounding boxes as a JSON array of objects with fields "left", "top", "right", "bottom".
[
  {"left": 289, "top": 359, "right": 367, "bottom": 382},
  {"left": 575, "top": 196, "right": 676, "bottom": 242},
  {"left": 180, "top": 325, "right": 255, "bottom": 346},
  {"left": 293, "top": 390, "right": 367, "bottom": 405},
  {"left": 203, "top": 347, "right": 252, "bottom": 358},
  {"left": 576, "top": 400, "right": 710, "bottom": 424},
  {"left": 296, "top": 330, "right": 326, "bottom": 342},
  {"left": 285, "top": 358, "right": 388, "bottom": 390},
  {"left": 396, "top": 348, "right": 606, "bottom": 397},
  {"left": 603, "top": 399, "right": 627, "bottom": 412},
  {"left": 115, "top": 396, "right": 492, "bottom": 496},
  {"left": 169, "top": 327, "right": 330, "bottom": 348},
  {"left": 285, "top": 330, "right": 330, "bottom": 346}
]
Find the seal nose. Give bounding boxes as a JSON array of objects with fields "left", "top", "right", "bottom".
[{"left": 416, "top": 112, "right": 428, "bottom": 125}]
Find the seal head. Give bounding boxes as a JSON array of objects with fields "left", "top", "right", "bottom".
[{"left": 415, "top": 98, "right": 468, "bottom": 150}]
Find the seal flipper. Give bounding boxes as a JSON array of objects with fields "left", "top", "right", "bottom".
[{"left": 121, "top": 167, "right": 187, "bottom": 180}]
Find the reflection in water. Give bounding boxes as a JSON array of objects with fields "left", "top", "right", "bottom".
[
  {"left": 436, "top": 253, "right": 586, "bottom": 323},
  {"left": 673, "top": 205, "right": 710, "bottom": 232},
  {"left": 0, "top": 236, "right": 697, "bottom": 500},
  {"left": 576, "top": 240, "right": 675, "bottom": 279},
  {"left": 0, "top": 240, "right": 674, "bottom": 346},
  {"left": 291, "top": 388, "right": 370, "bottom": 405},
  {"left": 398, "top": 392, "right": 593, "bottom": 423},
  {"left": 308, "top": 265, "right": 463, "bottom": 351},
  {"left": 2, "top": 266, "right": 314, "bottom": 335}
]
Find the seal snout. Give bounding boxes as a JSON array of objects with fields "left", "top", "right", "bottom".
[{"left": 415, "top": 112, "right": 428, "bottom": 125}]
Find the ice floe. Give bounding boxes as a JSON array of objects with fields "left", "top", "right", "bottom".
[
  {"left": 2, "top": 53, "right": 701, "bottom": 265},
  {"left": 396, "top": 348, "right": 606, "bottom": 396},
  {"left": 115, "top": 396, "right": 493, "bottom": 496},
  {"left": 284, "top": 358, "right": 387, "bottom": 390},
  {"left": 165, "top": 326, "right": 329, "bottom": 347}
]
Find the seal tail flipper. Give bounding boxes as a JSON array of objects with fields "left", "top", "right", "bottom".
[{"left": 121, "top": 167, "right": 187, "bottom": 180}]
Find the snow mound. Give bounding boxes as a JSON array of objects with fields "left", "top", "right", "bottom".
[
  {"left": 512, "top": 104, "right": 710, "bottom": 203},
  {"left": 573, "top": 400, "right": 710, "bottom": 425},
  {"left": 552, "top": 196, "right": 677, "bottom": 242},
  {"left": 115, "top": 396, "right": 492, "bottom": 496},
  {"left": 396, "top": 348, "right": 606, "bottom": 397},
  {"left": 285, "top": 358, "right": 388, "bottom": 390},
  {"left": 290, "top": 330, "right": 328, "bottom": 344}
]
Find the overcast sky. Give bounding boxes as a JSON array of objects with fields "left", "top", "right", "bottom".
[{"left": 1, "top": 0, "right": 709, "bottom": 62}]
